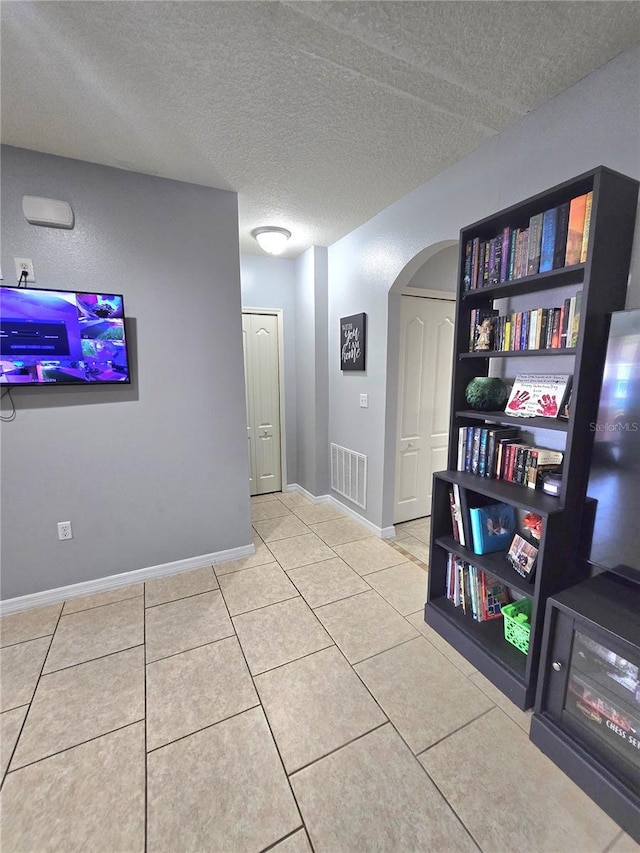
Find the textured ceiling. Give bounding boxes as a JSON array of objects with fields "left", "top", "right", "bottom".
[{"left": 2, "top": 2, "right": 640, "bottom": 257}]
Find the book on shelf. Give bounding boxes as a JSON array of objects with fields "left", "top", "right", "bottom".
[
  {"left": 565, "top": 193, "right": 589, "bottom": 266},
  {"left": 449, "top": 484, "right": 466, "bottom": 547},
  {"left": 469, "top": 502, "right": 516, "bottom": 555},
  {"left": 569, "top": 290, "right": 582, "bottom": 348},
  {"left": 485, "top": 427, "right": 520, "bottom": 478},
  {"left": 461, "top": 191, "right": 592, "bottom": 293},
  {"left": 526, "top": 448, "right": 563, "bottom": 489},
  {"left": 446, "top": 554, "right": 510, "bottom": 621},
  {"left": 580, "top": 191, "right": 593, "bottom": 263},
  {"left": 553, "top": 201, "right": 570, "bottom": 269},
  {"left": 539, "top": 207, "right": 557, "bottom": 273},
  {"left": 527, "top": 212, "right": 544, "bottom": 276}
]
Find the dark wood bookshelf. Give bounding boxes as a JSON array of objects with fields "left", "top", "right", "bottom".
[
  {"left": 425, "top": 165, "right": 639, "bottom": 711},
  {"left": 455, "top": 410, "right": 569, "bottom": 431},
  {"left": 436, "top": 469, "right": 565, "bottom": 514},
  {"left": 460, "top": 348, "right": 576, "bottom": 359}
]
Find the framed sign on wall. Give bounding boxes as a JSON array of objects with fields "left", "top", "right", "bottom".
[{"left": 340, "top": 312, "right": 366, "bottom": 371}]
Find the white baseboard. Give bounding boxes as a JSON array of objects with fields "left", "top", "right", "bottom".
[
  {"left": 0, "top": 543, "right": 255, "bottom": 616},
  {"left": 285, "top": 484, "right": 394, "bottom": 539}
]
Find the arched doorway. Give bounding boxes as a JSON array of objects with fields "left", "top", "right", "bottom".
[{"left": 381, "top": 240, "right": 458, "bottom": 531}]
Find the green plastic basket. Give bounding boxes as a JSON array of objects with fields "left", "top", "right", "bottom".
[{"left": 502, "top": 598, "right": 531, "bottom": 655}]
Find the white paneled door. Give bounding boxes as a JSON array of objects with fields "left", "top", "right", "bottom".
[
  {"left": 394, "top": 296, "right": 455, "bottom": 523},
  {"left": 242, "top": 313, "right": 282, "bottom": 495}
]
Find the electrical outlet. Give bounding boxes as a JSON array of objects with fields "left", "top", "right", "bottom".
[
  {"left": 359, "top": 393, "right": 369, "bottom": 408},
  {"left": 57, "top": 521, "right": 73, "bottom": 541},
  {"left": 14, "top": 258, "right": 35, "bottom": 282}
]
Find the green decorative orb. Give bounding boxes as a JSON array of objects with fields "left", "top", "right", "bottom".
[{"left": 465, "top": 377, "right": 508, "bottom": 411}]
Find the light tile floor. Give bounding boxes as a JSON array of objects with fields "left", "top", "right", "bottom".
[{"left": 0, "top": 498, "right": 636, "bottom": 853}]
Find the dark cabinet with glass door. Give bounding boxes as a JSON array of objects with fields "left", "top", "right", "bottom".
[{"left": 530, "top": 572, "right": 640, "bottom": 842}]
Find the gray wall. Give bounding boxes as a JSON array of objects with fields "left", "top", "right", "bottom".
[
  {"left": 240, "top": 253, "right": 297, "bottom": 484},
  {"left": 1, "top": 146, "right": 251, "bottom": 599},
  {"left": 328, "top": 44, "right": 640, "bottom": 530},
  {"left": 294, "top": 246, "right": 329, "bottom": 496}
]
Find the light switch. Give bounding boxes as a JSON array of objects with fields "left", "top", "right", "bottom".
[{"left": 360, "top": 394, "right": 368, "bottom": 408}]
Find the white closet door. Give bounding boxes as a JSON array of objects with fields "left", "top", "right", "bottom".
[
  {"left": 243, "top": 313, "right": 282, "bottom": 495},
  {"left": 394, "top": 296, "right": 454, "bottom": 523}
]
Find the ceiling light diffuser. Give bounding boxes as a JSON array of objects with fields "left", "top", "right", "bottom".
[{"left": 251, "top": 226, "right": 291, "bottom": 255}]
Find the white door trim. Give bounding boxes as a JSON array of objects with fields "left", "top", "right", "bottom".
[
  {"left": 242, "top": 308, "right": 287, "bottom": 491},
  {"left": 402, "top": 286, "right": 456, "bottom": 301}
]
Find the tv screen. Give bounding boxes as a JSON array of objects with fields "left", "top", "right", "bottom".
[
  {"left": 586, "top": 309, "right": 640, "bottom": 578},
  {"left": 0, "top": 286, "right": 130, "bottom": 385}
]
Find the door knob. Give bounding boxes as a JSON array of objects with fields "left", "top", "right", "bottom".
[{"left": 552, "top": 661, "right": 563, "bottom": 672}]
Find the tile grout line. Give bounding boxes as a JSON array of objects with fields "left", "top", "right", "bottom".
[
  {"left": 144, "top": 584, "right": 220, "bottom": 610},
  {"left": 330, "top": 630, "right": 484, "bottom": 853},
  {"left": 38, "top": 642, "right": 145, "bottom": 677},
  {"left": 416, "top": 705, "right": 496, "bottom": 756},
  {"left": 0, "top": 605, "right": 65, "bottom": 789},
  {"left": 416, "top": 763, "right": 483, "bottom": 853},
  {"left": 145, "top": 702, "right": 262, "bottom": 755},
  {"left": 225, "top": 592, "right": 301, "bottom": 620},
  {"left": 288, "top": 720, "right": 390, "bottom": 778},
  {"left": 250, "top": 638, "right": 336, "bottom": 679},
  {"left": 258, "top": 826, "right": 309, "bottom": 853},
  {"left": 602, "top": 830, "right": 626, "bottom": 853},
  {"left": 146, "top": 632, "right": 237, "bottom": 667},
  {"left": 5, "top": 719, "right": 145, "bottom": 776},
  {"left": 309, "top": 576, "right": 489, "bottom": 853},
  {"left": 60, "top": 590, "right": 144, "bottom": 616},
  {"left": 0, "top": 630, "right": 56, "bottom": 651},
  {"left": 228, "top": 610, "right": 313, "bottom": 852}
]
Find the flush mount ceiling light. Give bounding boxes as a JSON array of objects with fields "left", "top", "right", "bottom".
[{"left": 251, "top": 226, "right": 291, "bottom": 255}]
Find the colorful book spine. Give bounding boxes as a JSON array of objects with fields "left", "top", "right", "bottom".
[
  {"left": 463, "top": 240, "right": 473, "bottom": 290},
  {"left": 539, "top": 207, "right": 557, "bottom": 273},
  {"left": 551, "top": 308, "right": 561, "bottom": 349},
  {"left": 500, "top": 227, "right": 510, "bottom": 282},
  {"left": 580, "top": 191, "right": 594, "bottom": 263},
  {"left": 508, "top": 228, "right": 518, "bottom": 280},
  {"left": 565, "top": 194, "right": 588, "bottom": 266},
  {"left": 464, "top": 427, "right": 474, "bottom": 473},
  {"left": 471, "top": 237, "right": 480, "bottom": 289},
  {"left": 553, "top": 201, "right": 570, "bottom": 269},
  {"left": 570, "top": 290, "right": 582, "bottom": 347},
  {"left": 527, "top": 212, "right": 544, "bottom": 275}
]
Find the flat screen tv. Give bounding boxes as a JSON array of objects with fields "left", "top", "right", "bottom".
[
  {"left": 0, "top": 286, "right": 130, "bottom": 385},
  {"left": 586, "top": 308, "right": 640, "bottom": 582}
]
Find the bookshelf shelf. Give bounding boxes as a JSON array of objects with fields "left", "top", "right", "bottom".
[
  {"left": 455, "top": 410, "right": 569, "bottom": 432},
  {"left": 435, "top": 535, "right": 535, "bottom": 598},
  {"left": 459, "top": 348, "right": 576, "bottom": 359},
  {"left": 425, "top": 166, "right": 639, "bottom": 710},
  {"left": 437, "top": 470, "right": 564, "bottom": 515},
  {"left": 427, "top": 596, "right": 528, "bottom": 680},
  {"left": 461, "top": 264, "right": 585, "bottom": 301}
]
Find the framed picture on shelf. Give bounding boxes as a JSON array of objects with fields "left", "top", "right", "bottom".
[
  {"left": 504, "top": 374, "right": 572, "bottom": 418},
  {"left": 340, "top": 313, "right": 366, "bottom": 371},
  {"left": 507, "top": 533, "right": 539, "bottom": 580}
]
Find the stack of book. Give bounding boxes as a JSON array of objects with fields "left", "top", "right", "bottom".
[
  {"left": 446, "top": 553, "right": 510, "bottom": 621},
  {"left": 457, "top": 425, "right": 563, "bottom": 488},
  {"left": 463, "top": 191, "right": 593, "bottom": 291},
  {"left": 469, "top": 292, "right": 581, "bottom": 352}
]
